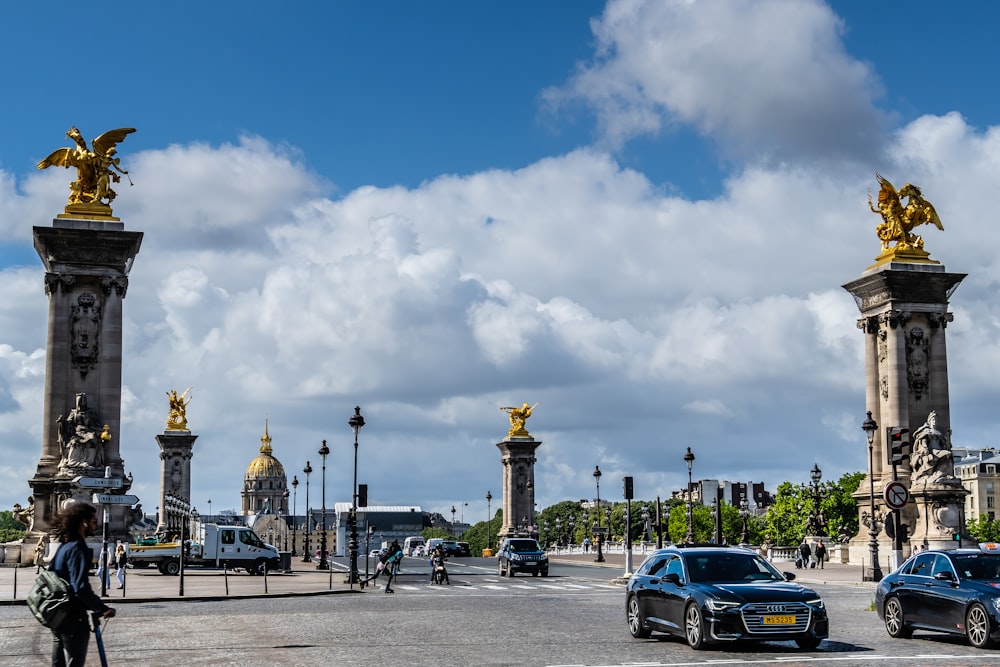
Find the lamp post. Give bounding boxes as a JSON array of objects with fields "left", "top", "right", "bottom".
[
  {"left": 317, "top": 441, "right": 330, "bottom": 570},
  {"left": 347, "top": 405, "right": 365, "bottom": 587},
  {"left": 207, "top": 499, "right": 211, "bottom": 524},
  {"left": 862, "top": 411, "right": 883, "bottom": 582},
  {"left": 451, "top": 505, "right": 457, "bottom": 537},
  {"left": 684, "top": 447, "right": 696, "bottom": 544},
  {"left": 569, "top": 514, "right": 576, "bottom": 547},
  {"left": 486, "top": 490, "right": 493, "bottom": 552},
  {"left": 803, "top": 463, "right": 828, "bottom": 537},
  {"left": 739, "top": 495, "right": 752, "bottom": 545},
  {"left": 282, "top": 489, "right": 290, "bottom": 551},
  {"left": 555, "top": 517, "right": 562, "bottom": 548},
  {"left": 302, "top": 461, "right": 312, "bottom": 562},
  {"left": 593, "top": 465, "right": 605, "bottom": 562},
  {"left": 291, "top": 475, "right": 298, "bottom": 556}
]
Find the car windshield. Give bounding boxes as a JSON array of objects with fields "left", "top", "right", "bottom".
[
  {"left": 952, "top": 554, "right": 1000, "bottom": 580},
  {"left": 508, "top": 539, "right": 541, "bottom": 552},
  {"left": 685, "top": 552, "right": 783, "bottom": 583}
]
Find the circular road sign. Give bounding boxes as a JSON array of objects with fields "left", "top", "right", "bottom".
[{"left": 883, "top": 481, "right": 909, "bottom": 510}]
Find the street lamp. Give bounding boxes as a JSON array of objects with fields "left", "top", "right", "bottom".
[
  {"left": 803, "top": 463, "right": 829, "bottom": 537},
  {"left": 593, "top": 465, "right": 605, "bottom": 562},
  {"left": 207, "top": 499, "right": 211, "bottom": 524},
  {"left": 486, "top": 490, "right": 493, "bottom": 552},
  {"left": 684, "top": 447, "right": 696, "bottom": 544},
  {"left": 555, "top": 517, "right": 562, "bottom": 547},
  {"left": 862, "top": 411, "right": 883, "bottom": 582},
  {"left": 451, "top": 505, "right": 457, "bottom": 537},
  {"left": 282, "top": 489, "right": 290, "bottom": 551},
  {"left": 640, "top": 509, "right": 650, "bottom": 542},
  {"left": 569, "top": 514, "right": 576, "bottom": 546},
  {"left": 302, "top": 461, "right": 312, "bottom": 562},
  {"left": 317, "top": 440, "right": 330, "bottom": 570},
  {"left": 291, "top": 475, "right": 298, "bottom": 556},
  {"left": 347, "top": 405, "right": 365, "bottom": 587}
]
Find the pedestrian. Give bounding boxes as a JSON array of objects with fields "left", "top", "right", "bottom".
[
  {"left": 114, "top": 543, "right": 127, "bottom": 588},
  {"left": 797, "top": 539, "right": 811, "bottom": 570},
  {"left": 360, "top": 547, "right": 389, "bottom": 588},
  {"left": 94, "top": 543, "right": 110, "bottom": 591},
  {"left": 814, "top": 541, "right": 826, "bottom": 570},
  {"left": 583, "top": 537, "right": 590, "bottom": 553},
  {"left": 383, "top": 542, "right": 404, "bottom": 593},
  {"left": 388, "top": 539, "right": 402, "bottom": 572},
  {"left": 49, "top": 501, "right": 116, "bottom": 666}
]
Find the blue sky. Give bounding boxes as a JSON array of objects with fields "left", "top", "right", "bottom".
[{"left": 3, "top": 0, "right": 1000, "bottom": 523}]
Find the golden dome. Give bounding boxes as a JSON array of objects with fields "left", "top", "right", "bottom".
[{"left": 245, "top": 420, "right": 286, "bottom": 479}]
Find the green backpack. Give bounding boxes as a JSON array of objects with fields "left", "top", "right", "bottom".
[{"left": 26, "top": 568, "right": 76, "bottom": 631}]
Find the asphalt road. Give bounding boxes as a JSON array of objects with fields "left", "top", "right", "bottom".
[{"left": 2, "top": 558, "right": 999, "bottom": 666}]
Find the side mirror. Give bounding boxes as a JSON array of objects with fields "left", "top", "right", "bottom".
[
  {"left": 662, "top": 572, "right": 681, "bottom": 585},
  {"left": 933, "top": 570, "right": 955, "bottom": 582},
  {"left": 783, "top": 572, "right": 797, "bottom": 581}
]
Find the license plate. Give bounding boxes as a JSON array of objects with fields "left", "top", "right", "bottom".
[{"left": 762, "top": 615, "right": 796, "bottom": 625}]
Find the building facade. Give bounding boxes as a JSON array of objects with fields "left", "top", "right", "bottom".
[{"left": 241, "top": 422, "right": 289, "bottom": 516}]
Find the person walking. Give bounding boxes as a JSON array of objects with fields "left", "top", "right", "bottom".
[
  {"left": 94, "top": 544, "right": 109, "bottom": 592},
  {"left": 114, "top": 543, "right": 127, "bottom": 588},
  {"left": 49, "top": 501, "right": 116, "bottom": 666},
  {"left": 814, "top": 541, "right": 827, "bottom": 570},
  {"left": 797, "top": 539, "right": 811, "bottom": 570},
  {"left": 383, "top": 542, "right": 404, "bottom": 593}
]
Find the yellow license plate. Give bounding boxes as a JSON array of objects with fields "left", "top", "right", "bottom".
[{"left": 762, "top": 615, "right": 796, "bottom": 625}]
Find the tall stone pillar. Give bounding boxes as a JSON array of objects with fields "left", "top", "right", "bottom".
[
  {"left": 24, "top": 217, "right": 142, "bottom": 559},
  {"left": 843, "top": 262, "right": 966, "bottom": 562},
  {"left": 496, "top": 437, "right": 541, "bottom": 539},
  {"left": 155, "top": 431, "right": 198, "bottom": 534}
]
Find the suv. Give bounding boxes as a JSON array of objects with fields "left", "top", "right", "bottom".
[
  {"left": 440, "top": 539, "right": 462, "bottom": 556},
  {"left": 497, "top": 538, "right": 548, "bottom": 577}
]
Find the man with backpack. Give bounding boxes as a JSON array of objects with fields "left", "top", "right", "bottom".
[
  {"left": 49, "top": 501, "right": 115, "bottom": 666},
  {"left": 383, "top": 542, "right": 404, "bottom": 593}
]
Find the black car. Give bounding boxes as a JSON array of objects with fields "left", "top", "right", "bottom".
[
  {"left": 456, "top": 541, "right": 472, "bottom": 557},
  {"left": 875, "top": 543, "right": 1000, "bottom": 648},
  {"left": 626, "top": 545, "right": 828, "bottom": 650},
  {"left": 497, "top": 538, "right": 549, "bottom": 577}
]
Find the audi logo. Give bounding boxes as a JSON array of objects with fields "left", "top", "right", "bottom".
[{"left": 765, "top": 605, "right": 787, "bottom": 613}]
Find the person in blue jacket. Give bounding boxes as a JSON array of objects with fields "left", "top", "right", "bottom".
[{"left": 50, "top": 501, "right": 116, "bottom": 666}]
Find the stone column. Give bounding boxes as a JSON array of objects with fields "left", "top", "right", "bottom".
[
  {"left": 155, "top": 432, "right": 198, "bottom": 533},
  {"left": 496, "top": 437, "right": 541, "bottom": 539},
  {"left": 843, "top": 263, "right": 966, "bottom": 564},
  {"left": 24, "top": 218, "right": 142, "bottom": 560}
]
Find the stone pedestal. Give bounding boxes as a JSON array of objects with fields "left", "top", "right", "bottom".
[
  {"left": 20, "top": 218, "right": 142, "bottom": 561},
  {"left": 842, "top": 261, "right": 966, "bottom": 562},
  {"left": 155, "top": 431, "right": 198, "bottom": 533},
  {"left": 910, "top": 481, "right": 969, "bottom": 550},
  {"left": 496, "top": 436, "right": 541, "bottom": 539}
]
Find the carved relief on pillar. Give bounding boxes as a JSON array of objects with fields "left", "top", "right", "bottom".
[
  {"left": 877, "top": 328, "right": 889, "bottom": 401},
  {"left": 56, "top": 392, "right": 106, "bottom": 474},
  {"left": 44, "top": 272, "right": 77, "bottom": 295},
  {"left": 70, "top": 292, "right": 102, "bottom": 377},
  {"left": 856, "top": 315, "right": 879, "bottom": 334},
  {"left": 878, "top": 310, "right": 911, "bottom": 330},
  {"left": 906, "top": 327, "right": 929, "bottom": 400},
  {"left": 927, "top": 312, "right": 954, "bottom": 329},
  {"left": 99, "top": 275, "right": 129, "bottom": 297}
]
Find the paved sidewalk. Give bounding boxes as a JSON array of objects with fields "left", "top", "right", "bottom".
[
  {"left": 550, "top": 551, "right": 878, "bottom": 588},
  {"left": 0, "top": 563, "right": 359, "bottom": 605}
]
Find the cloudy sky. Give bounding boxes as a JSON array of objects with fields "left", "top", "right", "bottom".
[{"left": 2, "top": 0, "right": 999, "bottom": 523}]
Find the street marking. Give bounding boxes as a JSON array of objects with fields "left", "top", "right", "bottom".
[{"left": 480, "top": 585, "right": 505, "bottom": 590}]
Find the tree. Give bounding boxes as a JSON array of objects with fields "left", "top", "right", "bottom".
[
  {"left": 0, "top": 510, "right": 25, "bottom": 543},
  {"left": 765, "top": 472, "right": 864, "bottom": 546},
  {"left": 966, "top": 514, "right": 1000, "bottom": 542}
]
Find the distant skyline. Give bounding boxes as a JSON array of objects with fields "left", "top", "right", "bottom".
[{"left": 3, "top": 1, "right": 1000, "bottom": 523}]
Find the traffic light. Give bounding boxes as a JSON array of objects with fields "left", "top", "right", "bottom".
[
  {"left": 887, "top": 426, "right": 910, "bottom": 465},
  {"left": 954, "top": 533, "right": 962, "bottom": 542},
  {"left": 623, "top": 476, "right": 634, "bottom": 500},
  {"left": 357, "top": 484, "right": 368, "bottom": 507}
]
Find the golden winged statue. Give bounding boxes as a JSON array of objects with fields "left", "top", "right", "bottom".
[
  {"left": 501, "top": 402, "right": 538, "bottom": 438},
  {"left": 868, "top": 173, "right": 943, "bottom": 264},
  {"left": 37, "top": 126, "right": 135, "bottom": 219},
  {"left": 166, "top": 387, "right": 193, "bottom": 431}
]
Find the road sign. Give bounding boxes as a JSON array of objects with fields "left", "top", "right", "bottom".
[
  {"left": 92, "top": 494, "right": 139, "bottom": 505},
  {"left": 75, "top": 476, "right": 123, "bottom": 489},
  {"left": 883, "top": 481, "right": 909, "bottom": 510}
]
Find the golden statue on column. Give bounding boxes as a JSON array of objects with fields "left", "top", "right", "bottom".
[
  {"left": 868, "top": 173, "right": 943, "bottom": 266},
  {"left": 501, "top": 402, "right": 538, "bottom": 438},
  {"left": 37, "top": 126, "right": 136, "bottom": 219}
]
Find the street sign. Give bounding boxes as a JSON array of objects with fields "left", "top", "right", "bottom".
[
  {"left": 883, "top": 481, "right": 909, "bottom": 510},
  {"left": 74, "top": 476, "right": 123, "bottom": 489},
  {"left": 92, "top": 494, "right": 139, "bottom": 505}
]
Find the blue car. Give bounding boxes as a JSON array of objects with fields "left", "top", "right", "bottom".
[
  {"left": 626, "top": 545, "right": 828, "bottom": 650},
  {"left": 875, "top": 543, "right": 1000, "bottom": 648}
]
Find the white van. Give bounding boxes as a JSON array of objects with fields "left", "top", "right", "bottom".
[{"left": 404, "top": 536, "right": 426, "bottom": 556}]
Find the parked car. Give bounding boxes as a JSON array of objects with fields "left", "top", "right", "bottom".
[
  {"left": 440, "top": 539, "right": 463, "bottom": 556},
  {"left": 456, "top": 542, "right": 472, "bottom": 557},
  {"left": 626, "top": 545, "right": 828, "bottom": 650},
  {"left": 875, "top": 543, "right": 1000, "bottom": 648},
  {"left": 497, "top": 538, "right": 548, "bottom": 577}
]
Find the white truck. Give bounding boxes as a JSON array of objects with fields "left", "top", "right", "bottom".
[{"left": 128, "top": 523, "right": 280, "bottom": 575}]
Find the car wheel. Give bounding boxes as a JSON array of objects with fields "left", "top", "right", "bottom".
[
  {"left": 252, "top": 558, "right": 269, "bottom": 576},
  {"left": 497, "top": 561, "right": 503, "bottom": 576},
  {"left": 162, "top": 558, "right": 180, "bottom": 576},
  {"left": 795, "top": 637, "right": 821, "bottom": 650},
  {"left": 541, "top": 569, "right": 548, "bottom": 577},
  {"left": 532, "top": 571, "right": 538, "bottom": 577},
  {"left": 627, "top": 595, "right": 652, "bottom": 638},
  {"left": 966, "top": 603, "right": 996, "bottom": 648},
  {"left": 883, "top": 596, "right": 912, "bottom": 639},
  {"left": 685, "top": 603, "right": 707, "bottom": 650}
]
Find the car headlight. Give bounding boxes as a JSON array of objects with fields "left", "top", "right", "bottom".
[
  {"left": 806, "top": 597, "right": 825, "bottom": 610},
  {"left": 706, "top": 599, "right": 741, "bottom": 612}
]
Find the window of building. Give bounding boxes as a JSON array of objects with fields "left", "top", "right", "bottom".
[
  {"left": 988, "top": 465, "right": 997, "bottom": 475},
  {"left": 988, "top": 481, "right": 996, "bottom": 494},
  {"left": 988, "top": 496, "right": 995, "bottom": 509}
]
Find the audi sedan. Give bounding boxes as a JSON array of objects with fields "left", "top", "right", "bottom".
[
  {"left": 626, "top": 545, "right": 828, "bottom": 650},
  {"left": 875, "top": 543, "right": 1000, "bottom": 648}
]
